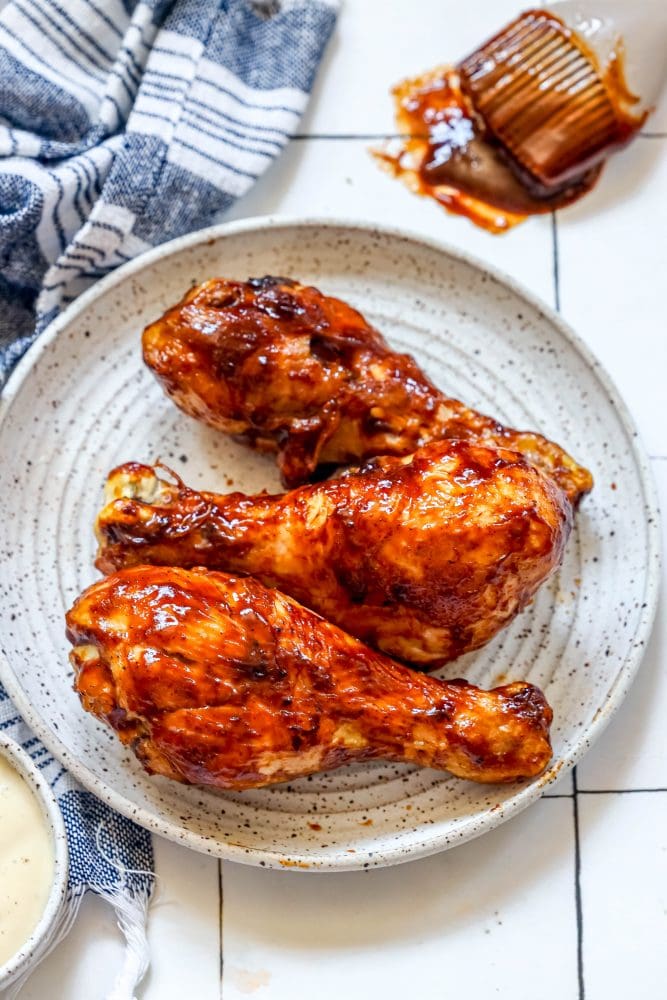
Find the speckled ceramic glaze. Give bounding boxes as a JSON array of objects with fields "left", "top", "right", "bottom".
[
  {"left": 0, "top": 736, "right": 68, "bottom": 988},
  {"left": 0, "top": 219, "right": 660, "bottom": 871}
]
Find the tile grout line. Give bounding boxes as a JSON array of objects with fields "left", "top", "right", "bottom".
[
  {"left": 545, "top": 787, "right": 667, "bottom": 797},
  {"left": 218, "top": 859, "right": 224, "bottom": 999},
  {"left": 293, "top": 132, "right": 403, "bottom": 140},
  {"left": 580, "top": 787, "right": 667, "bottom": 795},
  {"left": 572, "top": 768, "right": 586, "bottom": 1000},
  {"left": 291, "top": 131, "right": 667, "bottom": 141},
  {"left": 551, "top": 211, "right": 561, "bottom": 312},
  {"left": 552, "top": 208, "right": 584, "bottom": 1000}
]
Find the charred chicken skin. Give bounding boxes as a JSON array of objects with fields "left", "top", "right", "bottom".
[
  {"left": 95, "top": 439, "right": 572, "bottom": 668},
  {"left": 66, "top": 566, "right": 553, "bottom": 788},
  {"left": 142, "top": 276, "right": 593, "bottom": 504}
]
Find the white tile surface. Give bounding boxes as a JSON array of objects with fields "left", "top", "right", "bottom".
[
  {"left": 140, "top": 839, "right": 220, "bottom": 1000},
  {"left": 222, "top": 798, "right": 577, "bottom": 1000},
  {"left": 557, "top": 138, "right": 667, "bottom": 456},
  {"left": 579, "top": 791, "right": 667, "bottom": 999},
  {"left": 299, "top": 0, "right": 525, "bottom": 136},
  {"left": 222, "top": 138, "right": 555, "bottom": 303}
]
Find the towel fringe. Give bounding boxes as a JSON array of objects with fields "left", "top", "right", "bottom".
[
  {"left": 8, "top": 823, "right": 155, "bottom": 999},
  {"left": 100, "top": 884, "right": 152, "bottom": 1000},
  {"left": 94, "top": 822, "right": 155, "bottom": 1000}
]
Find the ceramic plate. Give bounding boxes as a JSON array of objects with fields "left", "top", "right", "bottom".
[{"left": 0, "top": 219, "right": 659, "bottom": 870}]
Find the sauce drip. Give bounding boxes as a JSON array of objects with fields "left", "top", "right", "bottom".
[
  {"left": 374, "top": 9, "right": 647, "bottom": 233},
  {"left": 0, "top": 755, "right": 54, "bottom": 968}
]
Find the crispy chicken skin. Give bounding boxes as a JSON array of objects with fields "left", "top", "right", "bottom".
[
  {"left": 142, "top": 276, "right": 593, "bottom": 504},
  {"left": 95, "top": 439, "right": 572, "bottom": 668},
  {"left": 66, "top": 566, "right": 553, "bottom": 787}
]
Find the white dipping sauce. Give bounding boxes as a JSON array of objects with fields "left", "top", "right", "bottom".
[{"left": 0, "top": 755, "right": 54, "bottom": 967}]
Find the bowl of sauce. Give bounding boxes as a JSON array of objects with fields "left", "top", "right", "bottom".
[{"left": 0, "top": 735, "right": 68, "bottom": 990}]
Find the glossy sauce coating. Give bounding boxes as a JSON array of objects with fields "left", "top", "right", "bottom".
[
  {"left": 95, "top": 439, "right": 572, "bottom": 668},
  {"left": 374, "top": 67, "right": 600, "bottom": 232},
  {"left": 142, "top": 276, "right": 593, "bottom": 504},
  {"left": 374, "top": 10, "right": 646, "bottom": 232},
  {"left": 66, "top": 566, "right": 554, "bottom": 788}
]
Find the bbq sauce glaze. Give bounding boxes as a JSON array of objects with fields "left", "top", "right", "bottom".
[{"left": 374, "top": 9, "right": 647, "bottom": 232}]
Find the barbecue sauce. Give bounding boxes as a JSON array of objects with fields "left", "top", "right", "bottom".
[{"left": 374, "top": 10, "right": 647, "bottom": 233}]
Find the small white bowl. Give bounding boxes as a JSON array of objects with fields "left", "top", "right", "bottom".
[{"left": 0, "top": 735, "right": 69, "bottom": 990}]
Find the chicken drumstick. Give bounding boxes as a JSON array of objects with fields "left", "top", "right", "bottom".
[
  {"left": 95, "top": 439, "right": 571, "bottom": 668},
  {"left": 66, "top": 566, "right": 553, "bottom": 788},
  {"left": 142, "top": 276, "right": 593, "bottom": 504}
]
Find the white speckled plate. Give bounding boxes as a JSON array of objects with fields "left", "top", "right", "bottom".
[{"left": 0, "top": 218, "right": 660, "bottom": 870}]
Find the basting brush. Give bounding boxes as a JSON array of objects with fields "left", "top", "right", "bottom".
[{"left": 457, "top": 3, "right": 665, "bottom": 193}]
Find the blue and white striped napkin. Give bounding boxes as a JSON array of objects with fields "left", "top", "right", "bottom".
[{"left": 0, "top": 1, "right": 337, "bottom": 994}]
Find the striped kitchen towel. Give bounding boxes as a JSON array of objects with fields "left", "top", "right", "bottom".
[
  {"left": 0, "top": 0, "right": 338, "bottom": 386},
  {"left": 0, "top": 1, "right": 337, "bottom": 995}
]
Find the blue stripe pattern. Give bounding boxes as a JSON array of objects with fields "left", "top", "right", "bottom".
[
  {"left": 0, "top": 0, "right": 337, "bottom": 981},
  {"left": 0, "top": 0, "right": 337, "bottom": 384}
]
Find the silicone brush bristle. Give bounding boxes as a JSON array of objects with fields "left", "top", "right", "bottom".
[{"left": 458, "top": 9, "right": 640, "bottom": 189}]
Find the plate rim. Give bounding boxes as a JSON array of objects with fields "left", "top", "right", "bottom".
[{"left": 0, "top": 215, "right": 661, "bottom": 870}]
